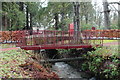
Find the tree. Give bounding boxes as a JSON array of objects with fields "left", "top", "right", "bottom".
[
  {"left": 118, "top": 2, "right": 120, "bottom": 29},
  {"left": 25, "top": 4, "right": 29, "bottom": 30},
  {"left": 0, "top": 2, "right": 2, "bottom": 30},
  {"left": 103, "top": 0, "right": 110, "bottom": 29},
  {"left": 73, "top": 2, "right": 80, "bottom": 32},
  {"left": 2, "top": 2, "right": 41, "bottom": 30},
  {"left": 2, "top": 2, "right": 25, "bottom": 30},
  {"left": 79, "top": 2, "right": 95, "bottom": 30},
  {"left": 35, "top": 2, "right": 73, "bottom": 30},
  {"left": 73, "top": 2, "right": 83, "bottom": 44}
]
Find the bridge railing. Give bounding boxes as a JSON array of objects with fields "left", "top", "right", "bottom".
[
  {"left": 1, "top": 29, "right": 119, "bottom": 47},
  {"left": 17, "top": 30, "right": 104, "bottom": 47},
  {"left": 82, "top": 29, "right": 120, "bottom": 39},
  {"left": 19, "top": 30, "right": 76, "bottom": 46}
]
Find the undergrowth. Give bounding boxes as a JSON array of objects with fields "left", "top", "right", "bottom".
[{"left": 82, "top": 46, "right": 120, "bottom": 80}]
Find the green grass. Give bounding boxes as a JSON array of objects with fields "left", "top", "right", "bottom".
[
  {"left": 90, "top": 45, "right": 120, "bottom": 58},
  {"left": 85, "top": 40, "right": 118, "bottom": 45},
  {"left": 0, "top": 49, "right": 32, "bottom": 78}
]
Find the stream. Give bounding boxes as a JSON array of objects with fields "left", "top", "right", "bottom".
[{"left": 52, "top": 62, "right": 95, "bottom": 80}]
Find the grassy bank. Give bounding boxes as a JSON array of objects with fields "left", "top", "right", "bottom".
[
  {"left": 0, "top": 48, "right": 59, "bottom": 78},
  {"left": 0, "top": 49, "right": 31, "bottom": 78}
]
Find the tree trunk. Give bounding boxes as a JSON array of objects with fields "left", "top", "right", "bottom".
[
  {"left": 29, "top": 13, "right": 33, "bottom": 35},
  {"left": 73, "top": 2, "right": 80, "bottom": 32},
  {"left": 2, "top": 15, "right": 7, "bottom": 30},
  {"left": 61, "top": 3, "right": 65, "bottom": 31},
  {"left": 118, "top": 2, "right": 120, "bottom": 29},
  {"left": 19, "top": 2, "right": 26, "bottom": 30},
  {"left": 9, "top": 19, "right": 12, "bottom": 30},
  {"left": 73, "top": 2, "right": 77, "bottom": 32},
  {"left": 61, "top": 12, "right": 64, "bottom": 30},
  {"left": 39, "top": 57, "right": 86, "bottom": 63},
  {"left": 7, "top": 19, "right": 10, "bottom": 30},
  {"left": 30, "top": 13, "right": 33, "bottom": 30},
  {"left": 61, "top": 3, "right": 65, "bottom": 21},
  {"left": 26, "top": 5, "right": 29, "bottom": 30},
  {"left": 19, "top": 2, "right": 24, "bottom": 11},
  {"left": 76, "top": 3, "right": 80, "bottom": 31},
  {"left": 73, "top": 2, "right": 83, "bottom": 43},
  {"left": 85, "top": 14, "right": 88, "bottom": 24},
  {"left": 98, "top": 13, "right": 102, "bottom": 28},
  {"left": 54, "top": 13, "right": 59, "bottom": 30},
  {"left": 103, "top": 0, "right": 110, "bottom": 29},
  {"left": 0, "top": 2, "right": 2, "bottom": 30}
]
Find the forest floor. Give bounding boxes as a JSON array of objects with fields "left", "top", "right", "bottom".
[{"left": 0, "top": 46, "right": 59, "bottom": 78}]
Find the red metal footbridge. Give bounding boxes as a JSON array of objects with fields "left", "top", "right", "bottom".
[
  {"left": 17, "top": 30, "right": 102, "bottom": 50},
  {"left": 0, "top": 29, "right": 119, "bottom": 50},
  {"left": 17, "top": 29, "right": 120, "bottom": 50}
]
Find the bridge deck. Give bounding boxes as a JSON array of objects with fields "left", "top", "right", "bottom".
[{"left": 20, "top": 44, "right": 94, "bottom": 50}]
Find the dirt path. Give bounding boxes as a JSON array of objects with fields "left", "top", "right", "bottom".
[
  {"left": 0, "top": 47, "right": 19, "bottom": 51},
  {"left": 103, "top": 41, "right": 119, "bottom": 46}
]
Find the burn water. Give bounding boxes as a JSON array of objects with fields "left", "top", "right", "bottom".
[{"left": 52, "top": 62, "right": 96, "bottom": 80}]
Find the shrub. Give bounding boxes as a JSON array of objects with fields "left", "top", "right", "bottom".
[
  {"left": 0, "top": 31, "right": 25, "bottom": 42},
  {"left": 82, "top": 47, "right": 120, "bottom": 80}
]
